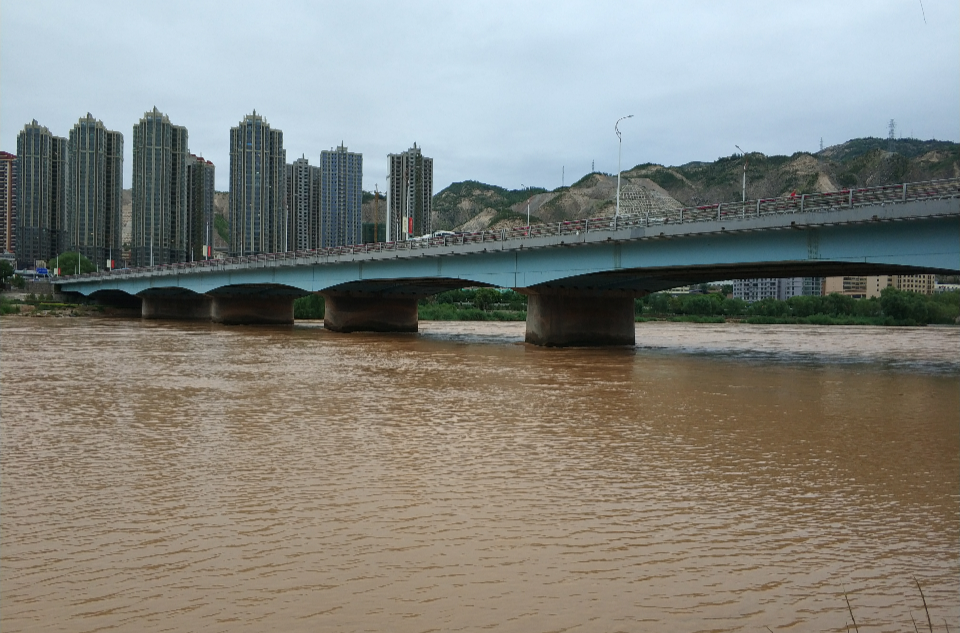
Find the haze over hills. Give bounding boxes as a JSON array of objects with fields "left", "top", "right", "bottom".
[{"left": 121, "top": 137, "right": 959, "bottom": 246}]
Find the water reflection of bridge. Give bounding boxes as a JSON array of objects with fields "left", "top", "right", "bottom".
[{"left": 58, "top": 178, "right": 960, "bottom": 346}]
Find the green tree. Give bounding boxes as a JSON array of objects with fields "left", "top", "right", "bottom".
[
  {"left": 785, "top": 295, "right": 822, "bottom": 317},
  {"left": 880, "top": 287, "right": 928, "bottom": 323},
  {"left": 823, "top": 293, "right": 855, "bottom": 316},
  {"left": 928, "top": 290, "right": 960, "bottom": 323},
  {"left": 436, "top": 289, "right": 470, "bottom": 305},
  {"left": 473, "top": 287, "right": 500, "bottom": 311},
  {"left": 647, "top": 293, "right": 672, "bottom": 314},
  {"left": 499, "top": 289, "right": 527, "bottom": 310},
  {"left": 721, "top": 297, "right": 747, "bottom": 315},
  {"left": 748, "top": 297, "right": 788, "bottom": 317},
  {"left": 48, "top": 252, "right": 96, "bottom": 275},
  {"left": 0, "top": 260, "right": 13, "bottom": 284},
  {"left": 293, "top": 294, "right": 325, "bottom": 319},
  {"left": 683, "top": 294, "right": 716, "bottom": 315},
  {"left": 851, "top": 296, "right": 881, "bottom": 318}
]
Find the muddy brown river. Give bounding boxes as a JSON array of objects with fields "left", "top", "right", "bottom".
[{"left": 1, "top": 318, "right": 957, "bottom": 632}]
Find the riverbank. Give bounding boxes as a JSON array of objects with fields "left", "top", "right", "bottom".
[
  {"left": 635, "top": 314, "right": 960, "bottom": 326},
  {"left": 418, "top": 311, "right": 956, "bottom": 326},
  {"left": 0, "top": 295, "right": 133, "bottom": 317},
  {"left": 5, "top": 304, "right": 956, "bottom": 327},
  {"left": 6, "top": 291, "right": 956, "bottom": 327}
]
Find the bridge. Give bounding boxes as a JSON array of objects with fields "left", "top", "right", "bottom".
[{"left": 58, "top": 178, "right": 960, "bottom": 346}]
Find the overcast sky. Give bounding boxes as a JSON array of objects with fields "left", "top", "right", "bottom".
[{"left": 3, "top": 1, "right": 958, "bottom": 193}]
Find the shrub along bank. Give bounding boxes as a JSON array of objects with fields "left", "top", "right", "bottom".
[
  {"left": 294, "top": 289, "right": 527, "bottom": 321},
  {"left": 293, "top": 287, "right": 958, "bottom": 326},
  {"left": 636, "top": 287, "right": 959, "bottom": 326},
  {"left": 419, "top": 288, "right": 527, "bottom": 321}
]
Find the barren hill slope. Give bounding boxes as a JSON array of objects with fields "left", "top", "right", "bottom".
[{"left": 433, "top": 137, "right": 959, "bottom": 232}]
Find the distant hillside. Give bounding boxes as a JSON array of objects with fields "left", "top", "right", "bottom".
[
  {"left": 630, "top": 137, "right": 959, "bottom": 206},
  {"left": 431, "top": 181, "right": 550, "bottom": 231},
  {"left": 433, "top": 137, "right": 959, "bottom": 232},
  {"left": 121, "top": 137, "right": 959, "bottom": 248},
  {"left": 213, "top": 192, "right": 228, "bottom": 249}
]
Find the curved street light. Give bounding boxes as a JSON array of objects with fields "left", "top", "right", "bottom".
[
  {"left": 615, "top": 115, "right": 634, "bottom": 217},
  {"left": 735, "top": 144, "right": 748, "bottom": 202}
]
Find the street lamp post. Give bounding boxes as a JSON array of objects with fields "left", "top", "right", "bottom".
[
  {"left": 615, "top": 115, "right": 634, "bottom": 217},
  {"left": 735, "top": 145, "right": 748, "bottom": 202},
  {"left": 521, "top": 184, "right": 530, "bottom": 226}
]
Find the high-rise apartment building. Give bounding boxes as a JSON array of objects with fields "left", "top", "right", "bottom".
[
  {"left": 825, "top": 274, "right": 938, "bottom": 298},
  {"left": 823, "top": 276, "right": 868, "bottom": 298},
  {"left": 131, "top": 108, "right": 189, "bottom": 267},
  {"left": 386, "top": 143, "right": 433, "bottom": 241},
  {"left": 733, "top": 278, "right": 780, "bottom": 303},
  {"left": 0, "top": 151, "right": 16, "bottom": 256},
  {"left": 51, "top": 136, "right": 67, "bottom": 254},
  {"left": 890, "top": 274, "right": 936, "bottom": 295},
  {"left": 733, "top": 277, "right": 823, "bottom": 302},
  {"left": 16, "top": 121, "right": 68, "bottom": 268},
  {"left": 186, "top": 155, "right": 215, "bottom": 261},
  {"left": 320, "top": 144, "right": 362, "bottom": 248},
  {"left": 66, "top": 113, "right": 123, "bottom": 269},
  {"left": 775, "top": 277, "right": 824, "bottom": 300},
  {"left": 229, "top": 111, "right": 287, "bottom": 256},
  {"left": 286, "top": 156, "right": 320, "bottom": 251}
]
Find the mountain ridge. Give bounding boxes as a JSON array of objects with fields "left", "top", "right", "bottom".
[
  {"left": 432, "top": 136, "right": 959, "bottom": 233},
  {"left": 121, "top": 137, "right": 959, "bottom": 245}
]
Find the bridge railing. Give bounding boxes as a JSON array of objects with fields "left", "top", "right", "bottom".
[{"left": 63, "top": 177, "right": 960, "bottom": 281}]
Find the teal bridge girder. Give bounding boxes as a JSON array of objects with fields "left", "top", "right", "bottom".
[{"left": 59, "top": 178, "right": 960, "bottom": 302}]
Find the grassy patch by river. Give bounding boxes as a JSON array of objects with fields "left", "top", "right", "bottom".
[{"left": 418, "top": 303, "right": 525, "bottom": 321}]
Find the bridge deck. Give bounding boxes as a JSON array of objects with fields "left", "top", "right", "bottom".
[{"left": 58, "top": 178, "right": 960, "bottom": 297}]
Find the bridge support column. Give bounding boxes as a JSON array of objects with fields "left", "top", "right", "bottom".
[
  {"left": 322, "top": 292, "right": 418, "bottom": 333},
  {"left": 524, "top": 290, "right": 636, "bottom": 347},
  {"left": 142, "top": 293, "right": 212, "bottom": 320},
  {"left": 210, "top": 294, "right": 294, "bottom": 325}
]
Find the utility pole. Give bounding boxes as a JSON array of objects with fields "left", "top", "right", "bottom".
[
  {"left": 615, "top": 115, "right": 634, "bottom": 217},
  {"left": 374, "top": 184, "right": 380, "bottom": 243}
]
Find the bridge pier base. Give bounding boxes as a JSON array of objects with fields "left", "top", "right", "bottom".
[
  {"left": 524, "top": 291, "right": 636, "bottom": 347},
  {"left": 211, "top": 294, "right": 294, "bottom": 325},
  {"left": 323, "top": 292, "right": 418, "bottom": 333},
  {"left": 142, "top": 293, "right": 212, "bottom": 320}
]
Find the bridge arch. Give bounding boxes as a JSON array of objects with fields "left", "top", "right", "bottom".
[{"left": 53, "top": 180, "right": 960, "bottom": 344}]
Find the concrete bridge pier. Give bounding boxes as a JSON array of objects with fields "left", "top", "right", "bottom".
[
  {"left": 524, "top": 289, "right": 638, "bottom": 347},
  {"left": 142, "top": 292, "right": 212, "bottom": 320},
  {"left": 210, "top": 294, "right": 294, "bottom": 325},
  {"left": 322, "top": 291, "right": 419, "bottom": 333}
]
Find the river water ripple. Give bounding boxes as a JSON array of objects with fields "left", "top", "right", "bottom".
[{"left": 2, "top": 318, "right": 957, "bottom": 632}]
